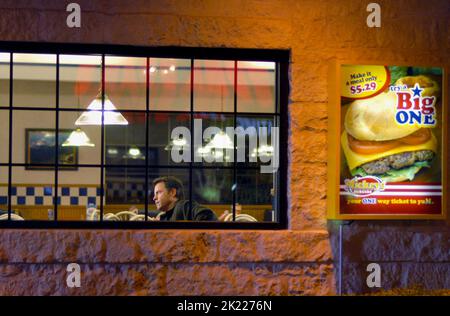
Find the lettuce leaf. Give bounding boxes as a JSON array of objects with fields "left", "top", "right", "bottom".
[
  {"left": 388, "top": 66, "right": 408, "bottom": 85},
  {"left": 350, "top": 160, "right": 431, "bottom": 182}
]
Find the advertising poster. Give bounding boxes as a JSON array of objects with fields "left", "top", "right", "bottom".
[{"left": 338, "top": 64, "right": 445, "bottom": 217}]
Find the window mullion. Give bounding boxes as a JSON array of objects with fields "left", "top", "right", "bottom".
[
  {"left": 54, "top": 54, "right": 60, "bottom": 221},
  {"left": 100, "top": 54, "right": 105, "bottom": 221},
  {"left": 189, "top": 59, "right": 194, "bottom": 213},
  {"left": 145, "top": 57, "right": 150, "bottom": 221},
  {"left": 7, "top": 52, "right": 13, "bottom": 221},
  {"left": 232, "top": 60, "right": 238, "bottom": 222}
]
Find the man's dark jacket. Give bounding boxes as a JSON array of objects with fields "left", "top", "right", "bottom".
[{"left": 158, "top": 200, "right": 217, "bottom": 221}]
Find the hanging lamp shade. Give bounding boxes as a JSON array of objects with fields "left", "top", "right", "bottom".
[
  {"left": 62, "top": 128, "right": 95, "bottom": 147},
  {"left": 75, "top": 92, "right": 128, "bottom": 125},
  {"left": 250, "top": 144, "right": 274, "bottom": 158},
  {"left": 196, "top": 145, "right": 212, "bottom": 156},
  {"left": 128, "top": 147, "right": 142, "bottom": 157},
  {"left": 208, "top": 130, "right": 234, "bottom": 149},
  {"left": 165, "top": 137, "right": 190, "bottom": 151},
  {"left": 123, "top": 146, "right": 144, "bottom": 160}
]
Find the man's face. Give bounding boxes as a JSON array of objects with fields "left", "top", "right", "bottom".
[{"left": 153, "top": 182, "right": 177, "bottom": 212}]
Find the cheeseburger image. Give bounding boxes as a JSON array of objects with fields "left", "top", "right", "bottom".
[{"left": 341, "top": 91, "right": 437, "bottom": 183}]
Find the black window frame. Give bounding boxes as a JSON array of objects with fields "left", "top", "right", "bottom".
[{"left": 0, "top": 41, "right": 289, "bottom": 230}]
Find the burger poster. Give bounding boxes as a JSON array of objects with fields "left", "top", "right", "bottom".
[{"left": 328, "top": 63, "right": 447, "bottom": 219}]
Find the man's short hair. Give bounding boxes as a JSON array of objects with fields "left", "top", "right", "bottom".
[{"left": 152, "top": 176, "right": 185, "bottom": 200}]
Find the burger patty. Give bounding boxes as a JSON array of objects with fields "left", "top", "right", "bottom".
[{"left": 360, "top": 150, "right": 434, "bottom": 175}]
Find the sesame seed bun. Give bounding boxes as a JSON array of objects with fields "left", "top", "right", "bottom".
[{"left": 344, "top": 92, "right": 420, "bottom": 141}]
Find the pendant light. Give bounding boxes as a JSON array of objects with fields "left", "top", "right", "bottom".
[
  {"left": 122, "top": 114, "right": 144, "bottom": 160},
  {"left": 198, "top": 86, "right": 234, "bottom": 159},
  {"left": 75, "top": 90, "right": 129, "bottom": 125},
  {"left": 62, "top": 128, "right": 95, "bottom": 147},
  {"left": 75, "top": 58, "right": 128, "bottom": 125},
  {"left": 125, "top": 146, "right": 144, "bottom": 159},
  {"left": 250, "top": 144, "right": 274, "bottom": 158},
  {"left": 165, "top": 137, "right": 190, "bottom": 151},
  {"left": 208, "top": 130, "right": 234, "bottom": 149},
  {"left": 62, "top": 96, "right": 95, "bottom": 147}
]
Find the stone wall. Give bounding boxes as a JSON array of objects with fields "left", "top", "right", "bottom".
[
  {"left": 0, "top": 0, "right": 449, "bottom": 295},
  {"left": 0, "top": 230, "right": 334, "bottom": 295}
]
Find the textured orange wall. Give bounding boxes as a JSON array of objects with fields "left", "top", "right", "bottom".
[{"left": 0, "top": 0, "right": 448, "bottom": 295}]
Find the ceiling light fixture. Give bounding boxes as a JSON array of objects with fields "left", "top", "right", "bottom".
[
  {"left": 75, "top": 91, "right": 128, "bottom": 126},
  {"left": 251, "top": 145, "right": 274, "bottom": 158},
  {"left": 148, "top": 65, "right": 176, "bottom": 75},
  {"left": 62, "top": 128, "right": 95, "bottom": 147},
  {"left": 124, "top": 146, "right": 144, "bottom": 160},
  {"left": 207, "top": 130, "right": 234, "bottom": 149},
  {"left": 107, "top": 148, "right": 118, "bottom": 155},
  {"left": 165, "top": 137, "right": 190, "bottom": 151}
]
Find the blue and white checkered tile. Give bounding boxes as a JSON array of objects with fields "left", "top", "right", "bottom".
[
  {"left": 0, "top": 197, "right": 7, "bottom": 205},
  {"left": 106, "top": 186, "right": 145, "bottom": 200},
  {"left": 108, "top": 182, "right": 145, "bottom": 191},
  {"left": 87, "top": 187, "right": 98, "bottom": 197},
  {"left": 16, "top": 187, "right": 26, "bottom": 196},
  {"left": 57, "top": 187, "right": 78, "bottom": 197},
  {"left": 14, "top": 196, "right": 35, "bottom": 205},
  {"left": 43, "top": 186, "right": 53, "bottom": 196},
  {"left": 60, "top": 196, "right": 70, "bottom": 206},
  {"left": 0, "top": 186, "right": 8, "bottom": 196},
  {"left": 43, "top": 196, "right": 53, "bottom": 205},
  {"left": 33, "top": 187, "right": 44, "bottom": 196},
  {"left": 0, "top": 186, "right": 7, "bottom": 205},
  {"left": 0, "top": 186, "right": 8, "bottom": 205},
  {"left": 6, "top": 185, "right": 102, "bottom": 206},
  {"left": 77, "top": 196, "right": 86, "bottom": 206}
]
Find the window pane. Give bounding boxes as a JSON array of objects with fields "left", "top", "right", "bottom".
[
  {"left": 0, "top": 109, "right": 9, "bottom": 163},
  {"left": 1, "top": 49, "right": 284, "bottom": 227},
  {"left": 150, "top": 58, "right": 190, "bottom": 111},
  {"left": 105, "top": 112, "right": 146, "bottom": 166},
  {"left": 12, "top": 110, "right": 55, "bottom": 164},
  {"left": 148, "top": 168, "right": 190, "bottom": 218},
  {"left": 11, "top": 166, "right": 55, "bottom": 221},
  {"left": 105, "top": 56, "right": 146, "bottom": 110},
  {"left": 236, "top": 115, "right": 278, "bottom": 168},
  {"left": 59, "top": 54, "right": 101, "bottom": 109},
  {"left": 148, "top": 112, "right": 190, "bottom": 166},
  {"left": 237, "top": 61, "right": 275, "bottom": 113},
  {"left": 59, "top": 110, "right": 101, "bottom": 165},
  {"left": 13, "top": 54, "right": 56, "bottom": 108},
  {"left": 104, "top": 166, "right": 145, "bottom": 221},
  {"left": 0, "top": 166, "right": 8, "bottom": 215},
  {"left": 193, "top": 167, "right": 233, "bottom": 207},
  {"left": 194, "top": 60, "right": 234, "bottom": 112},
  {"left": 58, "top": 167, "right": 101, "bottom": 221},
  {"left": 193, "top": 113, "right": 235, "bottom": 167},
  {"left": 236, "top": 169, "right": 277, "bottom": 222},
  {"left": 0, "top": 52, "right": 10, "bottom": 107}
]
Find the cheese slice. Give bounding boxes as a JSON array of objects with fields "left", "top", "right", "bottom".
[{"left": 341, "top": 131, "right": 437, "bottom": 171}]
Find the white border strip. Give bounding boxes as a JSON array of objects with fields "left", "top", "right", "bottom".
[
  {"left": 385, "top": 185, "right": 442, "bottom": 189},
  {"left": 340, "top": 192, "right": 442, "bottom": 196},
  {"left": 340, "top": 185, "right": 442, "bottom": 190}
]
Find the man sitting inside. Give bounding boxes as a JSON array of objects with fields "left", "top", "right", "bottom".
[{"left": 151, "top": 176, "right": 218, "bottom": 221}]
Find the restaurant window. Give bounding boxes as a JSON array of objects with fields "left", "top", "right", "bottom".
[{"left": 0, "top": 43, "right": 288, "bottom": 228}]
